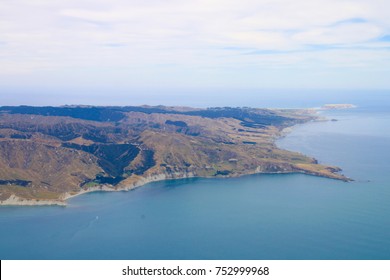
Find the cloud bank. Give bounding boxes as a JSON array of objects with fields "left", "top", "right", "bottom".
[{"left": 0, "top": 0, "right": 389, "bottom": 89}]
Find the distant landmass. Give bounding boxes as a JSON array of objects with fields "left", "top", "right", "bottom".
[
  {"left": 321, "top": 104, "right": 357, "bottom": 109},
  {"left": 0, "top": 105, "right": 349, "bottom": 205}
]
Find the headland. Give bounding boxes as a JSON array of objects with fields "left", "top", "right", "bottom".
[{"left": 0, "top": 105, "right": 350, "bottom": 206}]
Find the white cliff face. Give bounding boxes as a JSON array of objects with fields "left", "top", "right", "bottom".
[
  {"left": 0, "top": 167, "right": 295, "bottom": 206},
  {"left": 0, "top": 194, "right": 66, "bottom": 206},
  {"left": 0, "top": 171, "right": 197, "bottom": 206},
  {"left": 0, "top": 165, "right": 347, "bottom": 207},
  {"left": 124, "top": 171, "right": 196, "bottom": 190}
]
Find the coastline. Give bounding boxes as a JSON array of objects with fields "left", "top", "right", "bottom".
[
  {"left": 0, "top": 166, "right": 350, "bottom": 207},
  {"left": 0, "top": 106, "right": 353, "bottom": 207},
  {"left": 0, "top": 194, "right": 67, "bottom": 206}
]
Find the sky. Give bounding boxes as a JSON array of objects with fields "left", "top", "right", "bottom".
[{"left": 1, "top": 0, "right": 390, "bottom": 100}]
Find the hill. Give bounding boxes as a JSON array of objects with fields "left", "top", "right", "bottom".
[{"left": 0, "top": 105, "right": 349, "bottom": 205}]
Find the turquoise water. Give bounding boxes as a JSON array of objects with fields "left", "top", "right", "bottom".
[{"left": 0, "top": 93, "right": 389, "bottom": 259}]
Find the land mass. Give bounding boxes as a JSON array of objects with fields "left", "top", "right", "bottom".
[
  {"left": 0, "top": 105, "right": 349, "bottom": 206},
  {"left": 321, "top": 104, "right": 357, "bottom": 110}
]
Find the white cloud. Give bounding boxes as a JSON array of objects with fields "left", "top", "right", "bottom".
[
  {"left": 0, "top": 0, "right": 389, "bottom": 88},
  {"left": 292, "top": 22, "right": 383, "bottom": 45}
]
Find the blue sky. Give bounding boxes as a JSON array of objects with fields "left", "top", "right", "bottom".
[{"left": 0, "top": 0, "right": 390, "bottom": 95}]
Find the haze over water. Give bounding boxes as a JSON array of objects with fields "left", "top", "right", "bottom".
[{"left": 0, "top": 91, "right": 389, "bottom": 260}]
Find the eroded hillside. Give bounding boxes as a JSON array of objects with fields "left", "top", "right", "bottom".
[{"left": 0, "top": 105, "right": 349, "bottom": 204}]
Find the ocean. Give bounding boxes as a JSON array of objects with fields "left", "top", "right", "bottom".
[{"left": 0, "top": 90, "right": 389, "bottom": 259}]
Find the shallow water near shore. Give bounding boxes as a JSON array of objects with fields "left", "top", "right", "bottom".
[{"left": 0, "top": 92, "right": 390, "bottom": 259}]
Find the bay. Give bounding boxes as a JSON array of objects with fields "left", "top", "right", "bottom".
[{"left": 0, "top": 92, "right": 389, "bottom": 260}]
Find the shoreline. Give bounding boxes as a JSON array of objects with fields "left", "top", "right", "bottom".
[
  {"left": 0, "top": 168, "right": 350, "bottom": 207},
  {"left": 0, "top": 107, "right": 352, "bottom": 207}
]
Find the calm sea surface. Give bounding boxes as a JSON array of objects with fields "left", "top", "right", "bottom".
[{"left": 0, "top": 91, "right": 389, "bottom": 259}]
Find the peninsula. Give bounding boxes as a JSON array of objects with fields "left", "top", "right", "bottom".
[
  {"left": 322, "top": 104, "right": 357, "bottom": 110},
  {"left": 0, "top": 105, "right": 349, "bottom": 206}
]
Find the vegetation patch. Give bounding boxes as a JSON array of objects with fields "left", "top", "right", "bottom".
[
  {"left": 0, "top": 179, "right": 32, "bottom": 187},
  {"left": 165, "top": 120, "right": 188, "bottom": 127},
  {"left": 0, "top": 106, "right": 125, "bottom": 122},
  {"left": 62, "top": 143, "right": 139, "bottom": 177},
  {"left": 10, "top": 133, "right": 32, "bottom": 139},
  {"left": 214, "top": 170, "right": 232, "bottom": 176}
]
